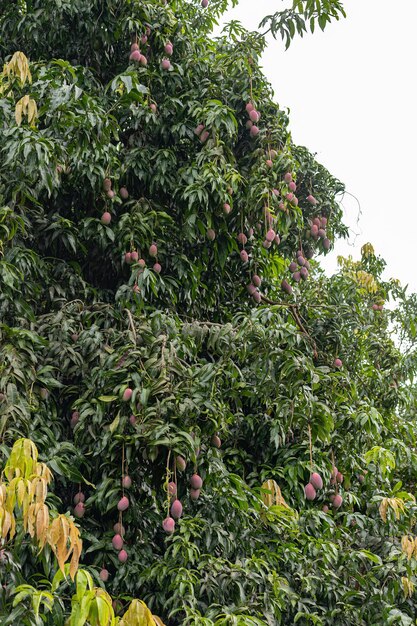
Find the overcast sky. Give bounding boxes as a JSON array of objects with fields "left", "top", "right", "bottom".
[{"left": 217, "top": 1, "right": 417, "bottom": 293}]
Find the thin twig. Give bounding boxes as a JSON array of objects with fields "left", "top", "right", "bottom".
[
  {"left": 166, "top": 450, "right": 172, "bottom": 515},
  {"left": 308, "top": 424, "right": 313, "bottom": 471},
  {"left": 124, "top": 308, "right": 137, "bottom": 342}
]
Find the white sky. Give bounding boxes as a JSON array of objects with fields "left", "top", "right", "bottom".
[{"left": 216, "top": 1, "right": 417, "bottom": 293}]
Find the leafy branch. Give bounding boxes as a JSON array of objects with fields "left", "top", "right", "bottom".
[{"left": 259, "top": 0, "right": 346, "bottom": 48}]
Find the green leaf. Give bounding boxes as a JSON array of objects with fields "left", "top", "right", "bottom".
[{"left": 49, "top": 458, "right": 95, "bottom": 487}]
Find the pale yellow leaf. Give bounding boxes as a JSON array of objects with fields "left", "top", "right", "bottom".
[
  {"left": 261, "top": 479, "right": 289, "bottom": 509},
  {"left": 402, "top": 576, "right": 414, "bottom": 598},
  {"left": 36, "top": 503, "right": 49, "bottom": 548},
  {"left": 35, "top": 463, "right": 53, "bottom": 484},
  {"left": 119, "top": 599, "right": 156, "bottom": 626},
  {"left": 0, "top": 484, "right": 7, "bottom": 506},
  {"left": 16, "top": 477, "right": 26, "bottom": 507},
  {"left": 48, "top": 515, "right": 82, "bottom": 577},
  {"left": 69, "top": 534, "right": 82, "bottom": 581},
  {"left": 1, "top": 509, "right": 15, "bottom": 539},
  {"left": 27, "top": 503, "right": 36, "bottom": 538},
  {"left": 15, "top": 101, "right": 23, "bottom": 126},
  {"left": 380, "top": 497, "right": 405, "bottom": 523},
  {"left": 27, "top": 98, "right": 37, "bottom": 126},
  {"left": 32, "top": 476, "right": 47, "bottom": 503},
  {"left": 401, "top": 535, "right": 414, "bottom": 560},
  {"left": 379, "top": 498, "right": 388, "bottom": 522},
  {"left": 48, "top": 515, "right": 69, "bottom": 574}
]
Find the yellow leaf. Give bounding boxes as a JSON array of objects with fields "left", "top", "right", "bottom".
[
  {"left": 0, "top": 484, "right": 7, "bottom": 506},
  {"left": 48, "top": 515, "right": 69, "bottom": 574},
  {"left": 27, "top": 98, "right": 38, "bottom": 126},
  {"left": 22, "top": 488, "right": 32, "bottom": 531},
  {"left": 379, "top": 498, "right": 388, "bottom": 523},
  {"left": 0, "top": 439, "right": 53, "bottom": 545},
  {"left": 379, "top": 497, "right": 406, "bottom": 523},
  {"left": 15, "top": 476, "right": 27, "bottom": 507},
  {"left": 355, "top": 270, "right": 378, "bottom": 294},
  {"left": 36, "top": 503, "right": 49, "bottom": 548},
  {"left": 119, "top": 599, "right": 158, "bottom": 626},
  {"left": 14, "top": 95, "right": 37, "bottom": 128},
  {"left": 401, "top": 535, "right": 415, "bottom": 560},
  {"left": 1, "top": 509, "right": 14, "bottom": 539},
  {"left": 27, "top": 503, "right": 36, "bottom": 538},
  {"left": 95, "top": 595, "right": 111, "bottom": 626},
  {"left": 402, "top": 576, "right": 415, "bottom": 598},
  {"left": 5, "top": 438, "right": 38, "bottom": 481},
  {"left": 35, "top": 463, "right": 53, "bottom": 484},
  {"left": 4, "top": 51, "right": 32, "bottom": 86},
  {"left": 47, "top": 515, "right": 82, "bottom": 578},
  {"left": 16, "top": 55, "right": 24, "bottom": 80},
  {"left": 15, "top": 101, "right": 23, "bottom": 126},
  {"left": 22, "top": 95, "right": 29, "bottom": 114},
  {"left": 95, "top": 589, "right": 115, "bottom": 625},
  {"left": 261, "top": 479, "right": 289, "bottom": 509},
  {"left": 69, "top": 532, "right": 82, "bottom": 581},
  {"left": 32, "top": 476, "right": 47, "bottom": 503},
  {"left": 361, "top": 242, "right": 375, "bottom": 257}
]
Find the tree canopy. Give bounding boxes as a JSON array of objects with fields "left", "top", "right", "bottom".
[{"left": 2, "top": 1, "right": 417, "bottom": 625}]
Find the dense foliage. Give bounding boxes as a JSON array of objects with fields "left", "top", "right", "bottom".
[{"left": 2, "top": 1, "right": 417, "bottom": 625}]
